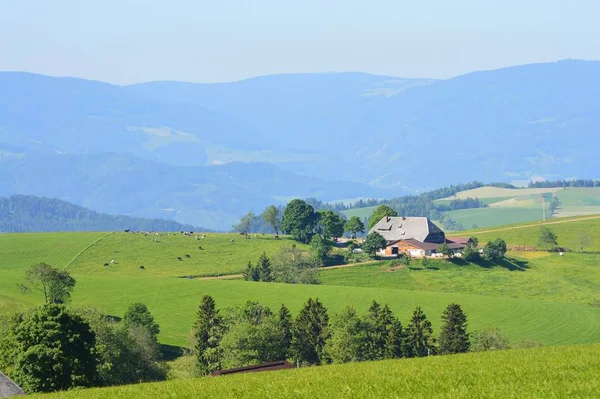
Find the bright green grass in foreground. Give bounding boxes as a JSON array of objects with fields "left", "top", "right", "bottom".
[
  {"left": 321, "top": 253, "right": 600, "bottom": 306},
  {"left": 34, "top": 344, "right": 600, "bottom": 399}
]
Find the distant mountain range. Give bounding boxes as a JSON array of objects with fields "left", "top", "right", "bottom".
[
  {"left": 1, "top": 59, "right": 599, "bottom": 229},
  {"left": 0, "top": 195, "right": 198, "bottom": 233}
]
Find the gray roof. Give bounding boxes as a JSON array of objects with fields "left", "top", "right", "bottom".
[
  {"left": 369, "top": 216, "right": 445, "bottom": 243},
  {"left": 0, "top": 372, "right": 24, "bottom": 397}
]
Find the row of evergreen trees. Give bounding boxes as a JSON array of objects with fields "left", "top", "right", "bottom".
[{"left": 192, "top": 296, "right": 470, "bottom": 375}]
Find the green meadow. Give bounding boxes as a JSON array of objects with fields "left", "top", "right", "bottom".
[
  {"left": 450, "top": 215, "right": 600, "bottom": 251},
  {"left": 321, "top": 252, "right": 600, "bottom": 305},
  {"left": 33, "top": 344, "right": 600, "bottom": 399}
]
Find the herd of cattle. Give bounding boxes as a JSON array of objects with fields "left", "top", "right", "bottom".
[{"left": 102, "top": 230, "right": 216, "bottom": 271}]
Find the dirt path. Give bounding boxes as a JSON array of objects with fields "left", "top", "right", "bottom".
[
  {"left": 448, "top": 215, "right": 600, "bottom": 236},
  {"left": 195, "top": 260, "right": 381, "bottom": 281}
]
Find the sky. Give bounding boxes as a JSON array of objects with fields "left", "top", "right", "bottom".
[{"left": 0, "top": 0, "right": 598, "bottom": 84}]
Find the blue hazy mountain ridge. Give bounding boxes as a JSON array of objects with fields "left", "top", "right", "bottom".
[
  {"left": 128, "top": 59, "right": 600, "bottom": 186},
  {"left": 1, "top": 60, "right": 599, "bottom": 229},
  {"left": 0, "top": 194, "right": 198, "bottom": 233},
  {"left": 0, "top": 151, "right": 389, "bottom": 230}
]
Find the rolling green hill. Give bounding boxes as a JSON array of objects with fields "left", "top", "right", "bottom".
[
  {"left": 2, "top": 226, "right": 600, "bottom": 348},
  {"left": 32, "top": 344, "right": 600, "bottom": 399}
]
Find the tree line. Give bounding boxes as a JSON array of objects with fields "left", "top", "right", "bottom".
[
  {"left": 528, "top": 179, "right": 600, "bottom": 188},
  {"left": 193, "top": 296, "right": 470, "bottom": 374},
  {"left": 0, "top": 195, "right": 198, "bottom": 233}
]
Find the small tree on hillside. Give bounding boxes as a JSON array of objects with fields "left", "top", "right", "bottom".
[
  {"left": 291, "top": 298, "right": 330, "bottom": 365},
  {"left": 575, "top": 231, "right": 592, "bottom": 253},
  {"left": 345, "top": 216, "right": 365, "bottom": 239},
  {"left": 20, "top": 263, "right": 76, "bottom": 304},
  {"left": 310, "top": 234, "right": 332, "bottom": 265},
  {"left": 278, "top": 304, "right": 293, "bottom": 359},
  {"left": 233, "top": 212, "right": 255, "bottom": 238},
  {"left": 404, "top": 307, "right": 436, "bottom": 358},
  {"left": 262, "top": 205, "right": 281, "bottom": 238},
  {"left": 363, "top": 232, "right": 387, "bottom": 258},
  {"left": 538, "top": 227, "right": 558, "bottom": 251},
  {"left": 122, "top": 302, "right": 160, "bottom": 340},
  {"left": 257, "top": 252, "right": 273, "bottom": 282},
  {"left": 470, "top": 327, "right": 510, "bottom": 352},
  {"left": 243, "top": 261, "right": 260, "bottom": 281},
  {"left": 483, "top": 238, "right": 507, "bottom": 261},
  {"left": 324, "top": 306, "right": 367, "bottom": 363},
  {"left": 193, "top": 295, "right": 224, "bottom": 375},
  {"left": 438, "top": 303, "right": 470, "bottom": 355},
  {"left": 367, "top": 205, "right": 398, "bottom": 229}
]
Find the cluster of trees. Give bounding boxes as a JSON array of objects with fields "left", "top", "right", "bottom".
[
  {"left": 0, "top": 301, "right": 166, "bottom": 393},
  {"left": 236, "top": 200, "right": 365, "bottom": 243},
  {"left": 243, "top": 249, "right": 320, "bottom": 284},
  {"left": 0, "top": 263, "right": 167, "bottom": 393},
  {"left": 192, "top": 296, "right": 473, "bottom": 375},
  {"left": 529, "top": 179, "right": 600, "bottom": 188},
  {"left": 0, "top": 195, "right": 198, "bottom": 233}
]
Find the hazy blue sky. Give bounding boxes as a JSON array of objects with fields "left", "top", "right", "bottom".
[{"left": 1, "top": 0, "right": 598, "bottom": 84}]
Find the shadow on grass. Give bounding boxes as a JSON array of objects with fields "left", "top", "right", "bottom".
[
  {"left": 160, "top": 344, "right": 187, "bottom": 361},
  {"left": 448, "top": 256, "right": 529, "bottom": 271},
  {"left": 425, "top": 266, "right": 440, "bottom": 270}
]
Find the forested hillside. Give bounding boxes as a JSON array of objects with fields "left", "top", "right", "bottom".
[{"left": 0, "top": 195, "right": 198, "bottom": 232}]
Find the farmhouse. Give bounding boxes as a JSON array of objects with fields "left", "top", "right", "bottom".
[{"left": 369, "top": 216, "right": 469, "bottom": 257}]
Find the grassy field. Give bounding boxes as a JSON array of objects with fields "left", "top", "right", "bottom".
[
  {"left": 449, "top": 215, "right": 600, "bottom": 252},
  {"left": 321, "top": 252, "right": 600, "bottom": 306},
  {"left": 67, "top": 232, "right": 308, "bottom": 277},
  {"left": 440, "top": 187, "right": 562, "bottom": 200},
  {"left": 341, "top": 205, "right": 377, "bottom": 221},
  {"left": 33, "top": 344, "right": 600, "bottom": 398},
  {"left": 2, "top": 217, "right": 600, "bottom": 349},
  {"left": 442, "top": 207, "right": 544, "bottom": 230}
]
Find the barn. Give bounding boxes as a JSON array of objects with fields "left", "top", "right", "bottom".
[{"left": 369, "top": 216, "right": 470, "bottom": 257}]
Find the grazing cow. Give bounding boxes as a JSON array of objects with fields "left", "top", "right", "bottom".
[
  {"left": 140, "top": 265, "right": 146, "bottom": 270},
  {"left": 124, "top": 229, "right": 130, "bottom": 233},
  {"left": 230, "top": 239, "right": 235, "bottom": 244},
  {"left": 198, "top": 246, "right": 203, "bottom": 250},
  {"left": 104, "top": 263, "right": 109, "bottom": 267},
  {"left": 185, "top": 254, "right": 191, "bottom": 259},
  {"left": 177, "top": 256, "right": 183, "bottom": 261},
  {"left": 110, "top": 259, "right": 116, "bottom": 264}
]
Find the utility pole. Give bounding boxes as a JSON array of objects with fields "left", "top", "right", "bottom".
[{"left": 543, "top": 196, "right": 546, "bottom": 223}]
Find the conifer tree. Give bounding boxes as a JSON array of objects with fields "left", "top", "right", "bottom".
[
  {"left": 404, "top": 306, "right": 436, "bottom": 357},
  {"left": 193, "top": 295, "right": 224, "bottom": 375},
  {"left": 384, "top": 318, "right": 404, "bottom": 359},
  {"left": 278, "top": 304, "right": 293, "bottom": 359},
  {"left": 439, "top": 303, "right": 470, "bottom": 354},
  {"left": 291, "top": 298, "right": 329, "bottom": 365},
  {"left": 257, "top": 252, "right": 273, "bottom": 282}
]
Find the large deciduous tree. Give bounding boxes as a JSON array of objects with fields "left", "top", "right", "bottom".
[
  {"left": 271, "top": 246, "right": 320, "bottom": 284},
  {"left": 20, "top": 263, "right": 76, "bottom": 304},
  {"left": 12, "top": 304, "right": 98, "bottom": 393},
  {"left": 281, "top": 199, "right": 318, "bottom": 244},
  {"left": 291, "top": 298, "right": 329, "bottom": 365},
  {"left": 367, "top": 205, "right": 398, "bottom": 229},
  {"left": 344, "top": 216, "right": 365, "bottom": 239},
  {"left": 575, "top": 231, "right": 592, "bottom": 253},
  {"left": 262, "top": 205, "right": 282, "bottom": 238},
  {"left": 318, "top": 210, "right": 345, "bottom": 239},
  {"left": 438, "top": 303, "right": 470, "bottom": 355},
  {"left": 324, "top": 306, "right": 367, "bottom": 363},
  {"left": 193, "top": 295, "right": 224, "bottom": 375}
]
